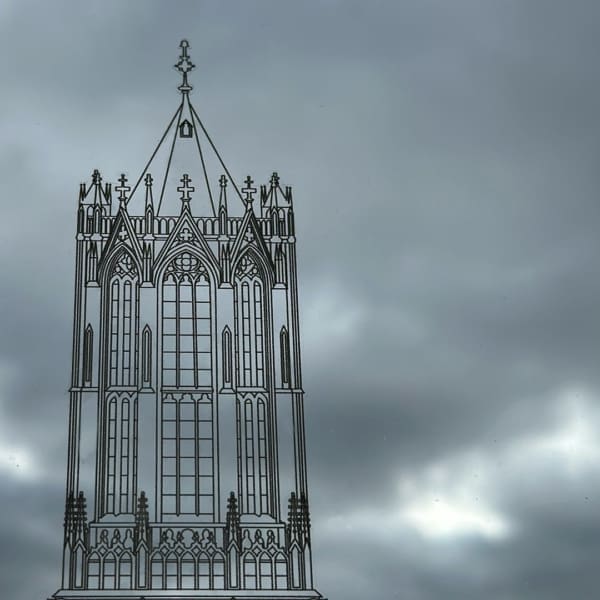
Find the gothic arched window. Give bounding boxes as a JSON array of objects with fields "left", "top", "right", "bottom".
[
  {"left": 83, "top": 324, "right": 93, "bottom": 386},
  {"left": 213, "top": 552, "right": 225, "bottom": 589},
  {"left": 118, "top": 552, "right": 132, "bottom": 590},
  {"left": 86, "top": 243, "right": 98, "bottom": 282},
  {"left": 142, "top": 326, "right": 152, "bottom": 386},
  {"left": 160, "top": 393, "right": 214, "bottom": 518},
  {"left": 259, "top": 552, "right": 273, "bottom": 590},
  {"left": 105, "top": 394, "right": 136, "bottom": 516},
  {"left": 180, "top": 552, "right": 195, "bottom": 589},
  {"left": 119, "top": 399, "right": 130, "bottom": 513},
  {"left": 88, "top": 552, "right": 100, "bottom": 589},
  {"left": 257, "top": 398, "right": 269, "bottom": 514},
  {"left": 150, "top": 552, "right": 163, "bottom": 589},
  {"left": 107, "top": 252, "right": 139, "bottom": 387},
  {"left": 237, "top": 394, "right": 270, "bottom": 517},
  {"left": 278, "top": 208, "right": 286, "bottom": 236},
  {"left": 222, "top": 326, "right": 233, "bottom": 388},
  {"left": 244, "top": 399, "right": 255, "bottom": 513},
  {"left": 198, "top": 552, "right": 210, "bottom": 588},
  {"left": 165, "top": 552, "right": 178, "bottom": 589},
  {"left": 243, "top": 552, "right": 257, "bottom": 590},
  {"left": 161, "top": 252, "right": 212, "bottom": 388},
  {"left": 234, "top": 255, "right": 266, "bottom": 388},
  {"left": 106, "top": 397, "right": 117, "bottom": 512},
  {"left": 179, "top": 119, "right": 193, "bottom": 138},
  {"left": 279, "top": 326, "right": 290, "bottom": 387},
  {"left": 103, "top": 552, "right": 116, "bottom": 590},
  {"left": 274, "top": 552, "right": 288, "bottom": 589}
]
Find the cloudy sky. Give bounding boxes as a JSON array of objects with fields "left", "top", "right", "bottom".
[{"left": 1, "top": 1, "right": 600, "bottom": 598}]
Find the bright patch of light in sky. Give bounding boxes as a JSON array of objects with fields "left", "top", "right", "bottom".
[
  {"left": 0, "top": 362, "right": 39, "bottom": 480},
  {"left": 397, "top": 452, "right": 511, "bottom": 541},
  {"left": 512, "top": 387, "right": 600, "bottom": 476},
  {"left": 321, "top": 388, "right": 600, "bottom": 544},
  {"left": 0, "top": 445, "right": 35, "bottom": 479},
  {"left": 395, "top": 387, "right": 600, "bottom": 541},
  {"left": 399, "top": 494, "right": 510, "bottom": 539},
  {"left": 302, "top": 280, "right": 364, "bottom": 357}
]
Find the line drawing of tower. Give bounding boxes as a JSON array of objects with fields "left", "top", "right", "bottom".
[{"left": 49, "top": 40, "right": 324, "bottom": 600}]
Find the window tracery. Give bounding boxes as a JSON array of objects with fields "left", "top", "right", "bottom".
[
  {"left": 234, "top": 255, "right": 265, "bottom": 388},
  {"left": 162, "top": 252, "right": 212, "bottom": 388},
  {"left": 161, "top": 393, "right": 214, "bottom": 518},
  {"left": 108, "top": 252, "right": 139, "bottom": 387}
]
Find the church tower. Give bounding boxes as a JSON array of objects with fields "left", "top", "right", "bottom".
[{"left": 50, "top": 41, "right": 323, "bottom": 600}]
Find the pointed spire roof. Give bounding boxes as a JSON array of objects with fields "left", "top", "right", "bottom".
[
  {"left": 80, "top": 169, "right": 111, "bottom": 207},
  {"left": 126, "top": 40, "right": 245, "bottom": 217},
  {"left": 261, "top": 171, "right": 293, "bottom": 212}
]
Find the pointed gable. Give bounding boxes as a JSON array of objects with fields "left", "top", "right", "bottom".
[
  {"left": 97, "top": 207, "right": 144, "bottom": 280},
  {"left": 154, "top": 207, "right": 219, "bottom": 277},
  {"left": 230, "top": 208, "right": 274, "bottom": 281}
]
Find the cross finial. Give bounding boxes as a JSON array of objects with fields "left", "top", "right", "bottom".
[
  {"left": 219, "top": 174, "right": 228, "bottom": 189},
  {"left": 242, "top": 175, "right": 257, "bottom": 207},
  {"left": 177, "top": 173, "right": 194, "bottom": 209},
  {"left": 92, "top": 169, "right": 102, "bottom": 185},
  {"left": 144, "top": 173, "right": 153, "bottom": 187},
  {"left": 175, "top": 39, "right": 195, "bottom": 94},
  {"left": 115, "top": 174, "right": 131, "bottom": 207},
  {"left": 270, "top": 172, "right": 280, "bottom": 188}
]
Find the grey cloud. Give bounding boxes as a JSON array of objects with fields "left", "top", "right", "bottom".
[{"left": 1, "top": 1, "right": 599, "bottom": 599}]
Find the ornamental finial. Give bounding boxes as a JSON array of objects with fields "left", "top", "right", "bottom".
[
  {"left": 175, "top": 39, "right": 195, "bottom": 94},
  {"left": 177, "top": 173, "right": 194, "bottom": 210},
  {"left": 242, "top": 175, "right": 257, "bottom": 208},
  {"left": 115, "top": 174, "right": 131, "bottom": 208}
]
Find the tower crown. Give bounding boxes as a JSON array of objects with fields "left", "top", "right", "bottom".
[{"left": 118, "top": 40, "right": 249, "bottom": 218}]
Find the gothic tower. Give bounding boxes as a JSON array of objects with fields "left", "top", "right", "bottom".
[{"left": 50, "top": 41, "right": 323, "bottom": 600}]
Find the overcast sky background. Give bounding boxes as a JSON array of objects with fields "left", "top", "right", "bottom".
[{"left": 1, "top": 1, "right": 600, "bottom": 598}]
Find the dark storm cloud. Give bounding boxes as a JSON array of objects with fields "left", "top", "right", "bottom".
[{"left": 1, "top": 1, "right": 599, "bottom": 599}]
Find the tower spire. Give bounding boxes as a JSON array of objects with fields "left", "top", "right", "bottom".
[
  {"left": 219, "top": 174, "right": 228, "bottom": 210},
  {"left": 174, "top": 39, "right": 195, "bottom": 95}
]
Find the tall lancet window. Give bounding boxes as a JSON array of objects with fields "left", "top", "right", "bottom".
[
  {"left": 161, "top": 252, "right": 212, "bottom": 388},
  {"left": 161, "top": 393, "right": 214, "bottom": 518},
  {"left": 236, "top": 392, "right": 271, "bottom": 516},
  {"left": 234, "top": 255, "right": 266, "bottom": 388},
  {"left": 105, "top": 393, "right": 137, "bottom": 516},
  {"left": 108, "top": 252, "right": 139, "bottom": 387},
  {"left": 83, "top": 325, "right": 94, "bottom": 386}
]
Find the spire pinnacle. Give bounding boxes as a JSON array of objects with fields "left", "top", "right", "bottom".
[
  {"left": 175, "top": 39, "right": 195, "bottom": 94},
  {"left": 144, "top": 173, "right": 154, "bottom": 209},
  {"left": 219, "top": 174, "right": 228, "bottom": 210}
]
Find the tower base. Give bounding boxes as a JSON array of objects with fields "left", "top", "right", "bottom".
[{"left": 50, "top": 589, "right": 325, "bottom": 600}]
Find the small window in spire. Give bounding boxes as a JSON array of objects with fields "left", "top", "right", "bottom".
[{"left": 179, "top": 120, "right": 193, "bottom": 138}]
